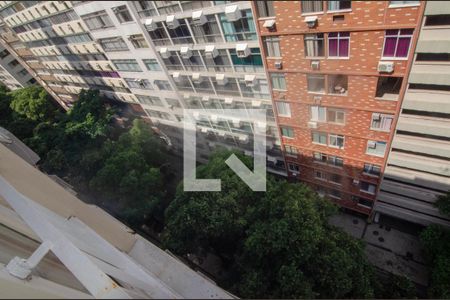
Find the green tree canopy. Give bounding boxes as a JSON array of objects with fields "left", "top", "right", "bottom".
[
  {"left": 435, "top": 191, "right": 450, "bottom": 217},
  {"left": 9, "top": 85, "right": 56, "bottom": 121}
]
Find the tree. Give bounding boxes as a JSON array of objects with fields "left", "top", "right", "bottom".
[
  {"left": 435, "top": 191, "right": 450, "bottom": 217},
  {"left": 162, "top": 150, "right": 375, "bottom": 298},
  {"left": 9, "top": 85, "right": 56, "bottom": 121},
  {"left": 420, "top": 225, "right": 450, "bottom": 299},
  {"left": 374, "top": 273, "right": 417, "bottom": 299}
]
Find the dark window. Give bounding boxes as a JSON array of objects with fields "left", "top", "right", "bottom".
[
  {"left": 416, "top": 53, "right": 450, "bottom": 62},
  {"left": 255, "top": 1, "right": 275, "bottom": 17},
  {"left": 409, "top": 83, "right": 450, "bottom": 92},
  {"left": 375, "top": 77, "right": 402, "bottom": 100},
  {"left": 425, "top": 15, "right": 450, "bottom": 26}
]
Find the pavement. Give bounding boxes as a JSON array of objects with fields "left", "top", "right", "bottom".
[{"left": 329, "top": 213, "right": 429, "bottom": 286}]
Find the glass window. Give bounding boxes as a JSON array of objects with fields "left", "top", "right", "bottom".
[
  {"left": 166, "top": 97, "right": 181, "bottom": 108},
  {"left": 281, "top": 126, "right": 294, "bottom": 138},
  {"left": 363, "top": 163, "right": 381, "bottom": 177},
  {"left": 288, "top": 163, "right": 300, "bottom": 172},
  {"left": 375, "top": 77, "right": 402, "bottom": 100},
  {"left": 302, "top": 1, "right": 323, "bottom": 13},
  {"left": 329, "top": 134, "right": 344, "bottom": 149},
  {"left": 360, "top": 181, "right": 377, "bottom": 194},
  {"left": 328, "top": 155, "right": 343, "bottom": 167},
  {"left": 328, "top": 1, "right": 351, "bottom": 11},
  {"left": 315, "top": 170, "right": 327, "bottom": 180},
  {"left": 271, "top": 73, "right": 287, "bottom": 90},
  {"left": 327, "top": 108, "right": 345, "bottom": 124},
  {"left": 263, "top": 36, "right": 281, "bottom": 57},
  {"left": 143, "top": 59, "right": 161, "bottom": 71},
  {"left": 311, "top": 106, "right": 327, "bottom": 122},
  {"left": 99, "top": 37, "right": 128, "bottom": 52},
  {"left": 230, "top": 48, "right": 263, "bottom": 72},
  {"left": 312, "top": 132, "right": 327, "bottom": 145},
  {"left": 137, "top": 95, "right": 163, "bottom": 106},
  {"left": 124, "top": 78, "right": 152, "bottom": 89},
  {"left": 382, "top": 29, "right": 413, "bottom": 58},
  {"left": 307, "top": 74, "right": 325, "bottom": 93},
  {"left": 81, "top": 10, "right": 114, "bottom": 30},
  {"left": 255, "top": 1, "right": 275, "bottom": 17},
  {"left": 154, "top": 80, "right": 172, "bottom": 90},
  {"left": 147, "top": 22, "right": 171, "bottom": 46},
  {"left": 425, "top": 15, "right": 450, "bottom": 27},
  {"left": 389, "top": 1, "right": 420, "bottom": 6},
  {"left": 328, "top": 75, "right": 348, "bottom": 95},
  {"left": 135, "top": 1, "right": 157, "bottom": 17},
  {"left": 366, "top": 140, "right": 387, "bottom": 157},
  {"left": 371, "top": 113, "right": 393, "bottom": 131},
  {"left": 189, "top": 15, "right": 223, "bottom": 43},
  {"left": 129, "top": 34, "right": 148, "bottom": 49},
  {"left": 328, "top": 32, "right": 350, "bottom": 58},
  {"left": 313, "top": 152, "right": 328, "bottom": 163},
  {"left": 304, "top": 33, "right": 324, "bottom": 57},
  {"left": 329, "top": 189, "right": 341, "bottom": 199},
  {"left": 219, "top": 9, "right": 256, "bottom": 42},
  {"left": 276, "top": 101, "right": 291, "bottom": 117},
  {"left": 353, "top": 196, "right": 374, "bottom": 208},
  {"left": 112, "top": 59, "right": 142, "bottom": 72},
  {"left": 285, "top": 145, "right": 298, "bottom": 157},
  {"left": 166, "top": 19, "right": 193, "bottom": 44},
  {"left": 113, "top": 5, "right": 133, "bottom": 23},
  {"left": 329, "top": 173, "right": 342, "bottom": 185}
]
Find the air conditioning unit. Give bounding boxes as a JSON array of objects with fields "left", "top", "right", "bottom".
[
  {"left": 353, "top": 179, "right": 360, "bottom": 185},
  {"left": 216, "top": 74, "right": 228, "bottom": 85},
  {"left": 144, "top": 18, "right": 157, "bottom": 31},
  {"left": 311, "top": 61, "right": 320, "bottom": 70},
  {"left": 263, "top": 19, "right": 276, "bottom": 30},
  {"left": 224, "top": 97, "right": 233, "bottom": 104},
  {"left": 159, "top": 47, "right": 171, "bottom": 59},
  {"left": 368, "top": 141, "right": 377, "bottom": 149},
  {"left": 180, "top": 46, "right": 192, "bottom": 59},
  {"left": 192, "top": 73, "right": 202, "bottom": 83},
  {"left": 232, "top": 119, "right": 241, "bottom": 127},
  {"left": 192, "top": 10, "right": 207, "bottom": 26},
  {"left": 252, "top": 100, "right": 261, "bottom": 107},
  {"left": 275, "top": 61, "right": 282, "bottom": 69},
  {"left": 210, "top": 114, "right": 219, "bottom": 123},
  {"left": 378, "top": 61, "right": 394, "bottom": 73},
  {"left": 205, "top": 45, "right": 219, "bottom": 59},
  {"left": 172, "top": 72, "right": 181, "bottom": 82},
  {"left": 305, "top": 15, "right": 318, "bottom": 28},
  {"left": 166, "top": 15, "right": 180, "bottom": 29},
  {"left": 225, "top": 4, "right": 241, "bottom": 22},
  {"left": 236, "top": 43, "right": 250, "bottom": 58},
  {"left": 307, "top": 121, "right": 318, "bottom": 129},
  {"left": 372, "top": 113, "right": 381, "bottom": 121},
  {"left": 201, "top": 96, "right": 209, "bottom": 102},
  {"left": 244, "top": 74, "right": 256, "bottom": 87},
  {"left": 239, "top": 135, "right": 249, "bottom": 143}
]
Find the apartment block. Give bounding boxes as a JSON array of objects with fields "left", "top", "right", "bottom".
[
  {"left": 0, "top": 39, "right": 34, "bottom": 90},
  {"left": 375, "top": 1, "right": 450, "bottom": 227},
  {"left": 0, "top": 0, "right": 286, "bottom": 175},
  {"left": 253, "top": 0, "right": 425, "bottom": 216}
]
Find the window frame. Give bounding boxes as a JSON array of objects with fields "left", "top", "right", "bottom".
[
  {"left": 381, "top": 29, "right": 414, "bottom": 60},
  {"left": 327, "top": 108, "right": 345, "bottom": 124},
  {"left": 276, "top": 101, "right": 291, "bottom": 117},
  {"left": 270, "top": 73, "right": 287, "bottom": 91},
  {"left": 366, "top": 140, "right": 387, "bottom": 157},
  {"left": 312, "top": 131, "right": 328, "bottom": 145},
  {"left": 360, "top": 181, "right": 377, "bottom": 195},
  {"left": 288, "top": 163, "right": 300, "bottom": 173},
  {"left": 113, "top": 5, "right": 134, "bottom": 24},
  {"left": 142, "top": 59, "right": 161, "bottom": 71},
  {"left": 328, "top": 134, "right": 345, "bottom": 149},
  {"left": 327, "top": 32, "right": 350, "bottom": 59},
  {"left": 263, "top": 36, "right": 281, "bottom": 58},
  {"left": 304, "top": 33, "right": 325, "bottom": 58},
  {"left": 301, "top": 0, "right": 324, "bottom": 14},
  {"left": 284, "top": 145, "right": 299, "bottom": 157},
  {"left": 370, "top": 113, "right": 394, "bottom": 132},
  {"left": 363, "top": 163, "right": 381, "bottom": 177},
  {"left": 281, "top": 126, "right": 295, "bottom": 138}
]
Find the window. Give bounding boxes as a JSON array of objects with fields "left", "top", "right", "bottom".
[
  {"left": 382, "top": 29, "right": 413, "bottom": 58},
  {"left": 276, "top": 101, "right": 291, "bottom": 117},
  {"left": 329, "top": 173, "right": 342, "bottom": 185},
  {"left": 307, "top": 74, "right": 325, "bottom": 93},
  {"left": 112, "top": 59, "right": 142, "bottom": 72},
  {"left": 360, "top": 181, "right": 377, "bottom": 194},
  {"left": 113, "top": 5, "right": 133, "bottom": 23},
  {"left": 366, "top": 140, "right": 387, "bottom": 157},
  {"left": 81, "top": 10, "right": 114, "bottom": 30},
  {"left": 425, "top": 15, "right": 450, "bottom": 26},
  {"left": 271, "top": 73, "right": 286, "bottom": 90},
  {"left": 327, "top": 109, "right": 345, "bottom": 124},
  {"left": 255, "top": 1, "right": 275, "bottom": 17},
  {"left": 154, "top": 80, "right": 172, "bottom": 90},
  {"left": 166, "top": 98, "right": 181, "bottom": 108},
  {"left": 375, "top": 77, "right": 402, "bottom": 100},
  {"left": 329, "top": 189, "right": 341, "bottom": 199},
  {"left": 353, "top": 196, "right": 374, "bottom": 208},
  {"left": 166, "top": 19, "right": 193, "bottom": 44},
  {"left": 263, "top": 36, "right": 281, "bottom": 57},
  {"left": 371, "top": 113, "right": 393, "bottom": 131},
  {"left": 328, "top": 154, "right": 343, "bottom": 167},
  {"left": 281, "top": 126, "right": 294, "bottom": 138},
  {"left": 143, "top": 59, "right": 161, "bottom": 71},
  {"left": 99, "top": 37, "right": 129, "bottom": 52},
  {"left": 285, "top": 145, "right": 298, "bottom": 157},
  {"left": 0, "top": 49, "right": 9, "bottom": 58},
  {"left": 137, "top": 95, "right": 163, "bottom": 106},
  {"left": 315, "top": 170, "right": 326, "bottom": 180},
  {"left": 189, "top": 15, "right": 223, "bottom": 43},
  {"left": 329, "top": 134, "right": 344, "bottom": 149},
  {"left": 314, "top": 152, "right": 328, "bottom": 164},
  {"left": 8, "top": 59, "right": 19, "bottom": 68},
  {"left": 312, "top": 132, "right": 327, "bottom": 145},
  {"left": 363, "top": 163, "right": 381, "bottom": 177},
  {"left": 304, "top": 33, "right": 324, "bottom": 57},
  {"left": 124, "top": 78, "right": 152, "bottom": 89},
  {"left": 311, "top": 106, "right": 327, "bottom": 122},
  {"left": 416, "top": 53, "right": 450, "bottom": 62},
  {"left": 129, "top": 34, "right": 148, "bottom": 49},
  {"left": 328, "top": 75, "right": 348, "bottom": 95},
  {"left": 328, "top": 32, "right": 350, "bottom": 58},
  {"left": 219, "top": 9, "right": 256, "bottom": 42},
  {"left": 288, "top": 163, "right": 300, "bottom": 173},
  {"left": 328, "top": 1, "right": 351, "bottom": 11},
  {"left": 302, "top": 0, "right": 323, "bottom": 13},
  {"left": 389, "top": 1, "right": 420, "bottom": 7}
]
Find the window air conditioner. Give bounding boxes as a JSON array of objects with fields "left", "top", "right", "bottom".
[
  {"left": 244, "top": 74, "right": 256, "bottom": 87},
  {"left": 307, "top": 121, "right": 318, "bottom": 129},
  {"left": 144, "top": 18, "right": 157, "bottom": 31},
  {"left": 225, "top": 4, "right": 241, "bottom": 22},
  {"left": 275, "top": 61, "right": 283, "bottom": 69},
  {"left": 166, "top": 15, "right": 179, "bottom": 29},
  {"left": 305, "top": 16, "right": 318, "bottom": 28},
  {"left": 192, "top": 10, "right": 207, "bottom": 26},
  {"left": 236, "top": 43, "right": 250, "bottom": 58},
  {"left": 252, "top": 100, "right": 261, "bottom": 107},
  {"left": 172, "top": 72, "right": 181, "bottom": 82},
  {"left": 372, "top": 113, "right": 381, "bottom": 120},
  {"left": 311, "top": 61, "right": 320, "bottom": 70},
  {"left": 239, "top": 135, "right": 249, "bottom": 143},
  {"left": 378, "top": 61, "right": 394, "bottom": 73},
  {"left": 224, "top": 97, "right": 233, "bottom": 104},
  {"left": 192, "top": 73, "right": 202, "bottom": 83},
  {"left": 353, "top": 179, "right": 360, "bottom": 185},
  {"left": 180, "top": 46, "right": 192, "bottom": 59},
  {"left": 216, "top": 74, "right": 228, "bottom": 85},
  {"left": 368, "top": 141, "right": 377, "bottom": 149},
  {"left": 205, "top": 45, "right": 219, "bottom": 59},
  {"left": 159, "top": 47, "right": 171, "bottom": 58},
  {"left": 263, "top": 19, "right": 276, "bottom": 30}
]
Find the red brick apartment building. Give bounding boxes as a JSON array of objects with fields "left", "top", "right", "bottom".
[{"left": 253, "top": 0, "right": 425, "bottom": 216}]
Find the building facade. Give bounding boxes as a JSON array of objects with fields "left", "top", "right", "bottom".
[
  {"left": 0, "top": 39, "right": 34, "bottom": 90},
  {"left": 253, "top": 0, "right": 425, "bottom": 216},
  {"left": 375, "top": 1, "right": 450, "bottom": 227}
]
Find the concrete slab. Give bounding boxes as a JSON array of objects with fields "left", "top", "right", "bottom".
[{"left": 329, "top": 213, "right": 366, "bottom": 239}]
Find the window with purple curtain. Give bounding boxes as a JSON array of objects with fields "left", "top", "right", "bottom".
[
  {"left": 382, "top": 29, "right": 413, "bottom": 58},
  {"left": 328, "top": 32, "right": 350, "bottom": 58}
]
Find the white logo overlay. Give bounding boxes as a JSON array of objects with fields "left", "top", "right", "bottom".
[{"left": 183, "top": 109, "right": 267, "bottom": 192}]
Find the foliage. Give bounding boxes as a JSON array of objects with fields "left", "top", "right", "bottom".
[
  {"left": 420, "top": 225, "right": 450, "bottom": 299},
  {"left": 435, "top": 191, "right": 450, "bottom": 217},
  {"left": 374, "top": 273, "right": 417, "bottom": 299},
  {"left": 9, "top": 85, "right": 56, "bottom": 121},
  {"left": 162, "top": 150, "right": 375, "bottom": 298}
]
